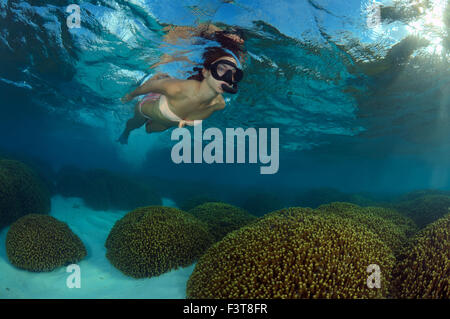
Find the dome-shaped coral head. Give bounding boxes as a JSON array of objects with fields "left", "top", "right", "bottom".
[{"left": 187, "top": 207, "right": 395, "bottom": 299}]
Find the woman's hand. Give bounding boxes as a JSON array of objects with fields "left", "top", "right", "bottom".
[
  {"left": 178, "top": 120, "right": 187, "bottom": 128},
  {"left": 121, "top": 93, "right": 133, "bottom": 103},
  {"left": 178, "top": 119, "right": 201, "bottom": 127}
]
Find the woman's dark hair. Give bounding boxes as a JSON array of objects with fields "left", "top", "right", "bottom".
[
  {"left": 199, "top": 28, "right": 245, "bottom": 58},
  {"left": 188, "top": 27, "right": 246, "bottom": 82},
  {"left": 213, "top": 30, "right": 244, "bottom": 56},
  {"left": 187, "top": 46, "right": 235, "bottom": 81}
]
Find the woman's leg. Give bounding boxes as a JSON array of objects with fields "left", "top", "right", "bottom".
[
  {"left": 118, "top": 102, "right": 147, "bottom": 144},
  {"left": 141, "top": 97, "right": 175, "bottom": 133},
  {"left": 145, "top": 121, "right": 170, "bottom": 133}
]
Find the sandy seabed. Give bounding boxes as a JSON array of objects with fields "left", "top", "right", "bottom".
[{"left": 0, "top": 195, "right": 195, "bottom": 299}]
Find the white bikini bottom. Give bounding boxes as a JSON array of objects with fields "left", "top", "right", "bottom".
[
  {"left": 139, "top": 93, "right": 202, "bottom": 126},
  {"left": 159, "top": 95, "right": 182, "bottom": 122}
]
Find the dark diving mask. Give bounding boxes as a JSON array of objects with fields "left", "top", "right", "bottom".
[{"left": 210, "top": 58, "right": 244, "bottom": 94}]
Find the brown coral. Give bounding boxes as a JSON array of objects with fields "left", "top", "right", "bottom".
[
  {"left": 393, "top": 194, "right": 450, "bottom": 228},
  {"left": 188, "top": 202, "right": 257, "bottom": 242},
  {"left": 393, "top": 214, "right": 450, "bottom": 298},
  {"left": 105, "top": 206, "right": 214, "bottom": 278},
  {"left": 186, "top": 207, "right": 395, "bottom": 299},
  {"left": 0, "top": 159, "right": 50, "bottom": 229},
  {"left": 6, "top": 214, "right": 86, "bottom": 272},
  {"left": 315, "top": 202, "right": 415, "bottom": 255},
  {"left": 362, "top": 206, "right": 418, "bottom": 238}
]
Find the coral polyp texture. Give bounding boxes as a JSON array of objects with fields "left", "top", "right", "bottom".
[
  {"left": 398, "top": 189, "right": 450, "bottom": 202},
  {"left": 180, "top": 196, "right": 220, "bottom": 212},
  {"left": 188, "top": 202, "right": 258, "bottom": 242},
  {"left": 315, "top": 202, "right": 417, "bottom": 255},
  {"left": 393, "top": 214, "right": 450, "bottom": 299},
  {"left": 361, "top": 206, "right": 418, "bottom": 238},
  {"left": 6, "top": 214, "right": 86, "bottom": 272},
  {"left": 393, "top": 194, "right": 450, "bottom": 228},
  {"left": 105, "top": 206, "right": 214, "bottom": 278},
  {"left": 186, "top": 207, "right": 395, "bottom": 299},
  {"left": 0, "top": 159, "right": 51, "bottom": 229}
]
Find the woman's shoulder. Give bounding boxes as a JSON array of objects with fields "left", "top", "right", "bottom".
[
  {"left": 215, "top": 94, "right": 225, "bottom": 104},
  {"left": 162, "top": 78, "right": 200, "bottom": 101},
  {"left": 175, "top": 79, "right": 202, "bottom": 95},
  {"left": 212, "top": 94, "right": 226, "bottom": 110},
  {"left": 162, "top": 78, "right": 189, "bottom": 96}
]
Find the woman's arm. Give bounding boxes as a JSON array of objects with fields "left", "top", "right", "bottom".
[
  {"left": 149, "top": 52, "right": 195, "bottom": 69},
  {"left": 162, "top": 23, "right": 222, "bottom": 44},
  {"left": 179, "top": 96, "right": 226, "bottom": 127},
  {"left": 150, "top": 23, "right": 223, "bottom": 69},
  {"left": 121, "top": 76, "right": 182, "bottom": 102}
]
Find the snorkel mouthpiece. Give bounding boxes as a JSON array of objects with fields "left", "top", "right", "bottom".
[{"left": 221, "top": 83, "right": 238, "bottom": 94}]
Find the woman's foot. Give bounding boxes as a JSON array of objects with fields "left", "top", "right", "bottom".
[
  {"left": 145, "top": 120, "right": 152, "bottom": 133},
  {"left": 117, "top": 131, "right": 129, "bottom": 144}
]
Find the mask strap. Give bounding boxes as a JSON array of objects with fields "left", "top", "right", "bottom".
[{"left": 223, "top": 48, "right": 242, "bottom": 69}]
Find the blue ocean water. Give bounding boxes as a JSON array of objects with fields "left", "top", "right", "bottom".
[
  {"left": 1, "top": 0, "right": 449, "bottom": 192},
  {"left": 0, "top": 0, "right": 449, "bottom": 299}
]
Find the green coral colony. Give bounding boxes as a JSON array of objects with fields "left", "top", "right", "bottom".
[
  {"left": 187, "top": 207, "right": 396, "bottom": 299},
  {"left": 188, "top": 202, "right": 257, "bottom": 242},
  {"left": 0, "top": 159, "right": 51, "bottom": 229},
  {"left": 105, "top": 206, "right": 214, "bottom": 278},
  {"left": 6, "top": 214, "right": 86, "bottom": 272},
  {"left": 1, "top": 157, "right": 449, "bottom": 298},
  {"left": 393, "top": 214, "right": 449, "bottom": 298}
]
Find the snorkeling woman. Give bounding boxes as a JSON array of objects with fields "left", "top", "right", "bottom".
[{"left": 118, "top": 46, "right": 244, "bottom": 144}]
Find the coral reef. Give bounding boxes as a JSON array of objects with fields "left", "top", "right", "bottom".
[
  {"left": 55, "top": 167, "right": 161, "bottom": 211},
  {"left": 398, "top": 189, "right": 450, "bottom": 202},
  {"left": 362, "top": 206, "right": 418, "bottom": 238},
  {"left": 6, "top": 214, "right": 86, "bottom": 272},
  {"left": 0, "top": 150, "right": 56, "bottom": 195},
  {"left": 315, "top": 202, "right": 414, "bottom": 255},
  {"left": 393, "top": 194, "right": 450, "bottom": 228},
  {"left": 393, "top": 214, "right": 449, "bottom": 298},
  {"left": 188, "top": 202, "right": 258, "bottom": 242},
  {"left": 105, "top": 206, "right": 214, "bottom": 278},
  {"left": 180, "top": 196, "right": 220, "bottom": 212},
  {"left": 346, "top": 193, "right": 378, "bottom": 207},
  {"left": 187, "top": 207, "right": 395, "bottom": 299},
  {"left": 0, "top": 159, "right": 51, "bottom": 229}
]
